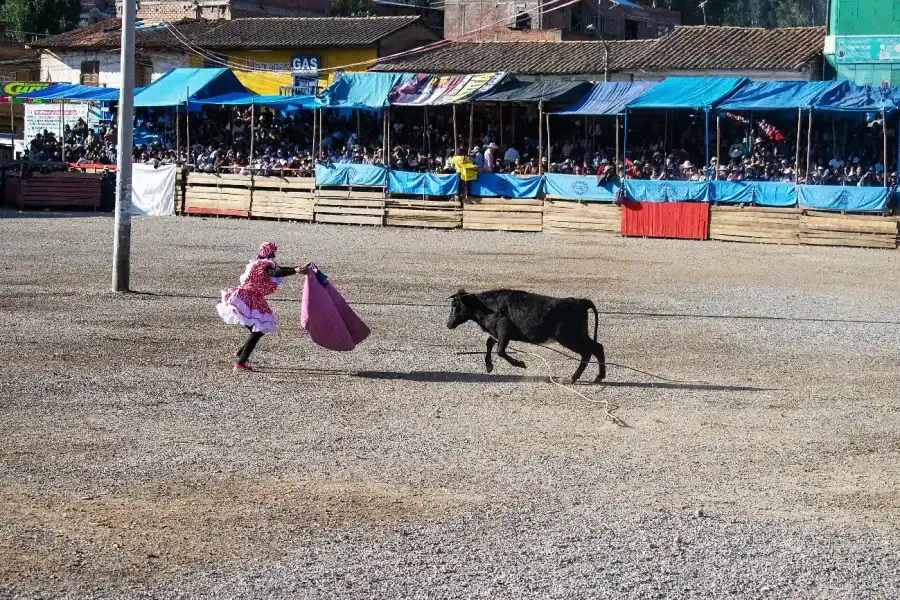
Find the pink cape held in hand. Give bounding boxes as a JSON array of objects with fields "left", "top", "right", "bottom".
[{"left": 300, "top": 264, "right": 370, "bottom": 351}]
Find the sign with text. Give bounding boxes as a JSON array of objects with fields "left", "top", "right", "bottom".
[
  {"left": 0, "top": 81, "right": 54, "bottom": 103},
  {"left": 834, "top": 36, "right": 900, "bottom": 63},
  {"left": 25, "top": 103, "right": 89, "bottom": 140}
]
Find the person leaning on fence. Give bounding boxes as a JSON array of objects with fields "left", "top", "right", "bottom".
[
  {"left": 449, "top": 147, "right": 478, "bottom": 198},
  {"left": 216, "top": 242, "right": 309, "bottom": 372}
]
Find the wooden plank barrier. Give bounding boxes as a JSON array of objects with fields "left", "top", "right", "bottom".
[
  {"left": 251, "top": 176, "right": 316, "bottom": 221},
  {"left": 385, "top": 197, "right": 462, "bottom": 229},
  {"left": 542, "top": 199, "right": 621, "bottom": 236},
  {"left": 19, "top": 172, "right": 102, "bottom": 210},
  {"left": 709, "top": 205, "right": 801, "bottom": 245},
  {"left": 315, "top": 189, "right": 385, "bottom": 226},
  {"left": 799, "top": 211, "right": 899, "bottom": 249},
  {"left": 462, "top": 197, "right": 543, "bottom": 232},
  {"left": 184, "top": 172, "right": 251, "bottom": 217}
]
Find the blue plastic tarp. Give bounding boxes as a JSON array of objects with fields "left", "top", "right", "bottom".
[
  {"left": 811, "top": 81, "right": 899, "bottom": 113},
  {"left": 469, "top": 173, "right": 542, "bottom": 198},
  {"left": 798, "top": 185, "right": 890, "bottom": 211},
  {"left": 543, "top": 173, "right": 619, "bottom": 202},
  {"left": 388, "top": 171, "right": 459, "bottom": 196},
  {"left": 16, "top": 84, "right": 129, "bottom": 102},
  {"left": 625, "top": 180, "right": 709, "bottom": 202},
  {"left": 191, "top": 92, "right": 322, "bottom": 110},
  {"left": 707, "top": 181, "right": 797, "bottom": 206},
  {"left": 628, "top": 77, "right": 748, "bottom": 110},
  {"left": 717, "top": 81, "right": 844, "bottom": 112},
  {"left": 552, "top": 82, "right": 658, "bottom": 115},
  {"left": 474, "top": 80, "right": 591, "bottom": 103},
  {"left": 315, "top": 163, "right": 387, "bottom": 187},
  {"left": 321, "top": 72, "right": 414, "bottom": 109},
  {"left": 134, "top": 68, "right": 250, "bottom": 107}
]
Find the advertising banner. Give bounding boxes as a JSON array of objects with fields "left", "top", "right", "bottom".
[{"left": 25, "top": 103, "right": 89, "bottom": 140}]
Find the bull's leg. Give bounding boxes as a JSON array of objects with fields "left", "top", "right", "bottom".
[
  {"left": 484, "top": 337, "right": 495, "bottom": 373},
  {"left": 593, "top": 341, "right": 607, "bottom": 383},
  {"left": 495, "top": 324, "right": 526, "bottom": 369},
  {"left": 558, "top": 338, "right": 592, "bottom": 383}
]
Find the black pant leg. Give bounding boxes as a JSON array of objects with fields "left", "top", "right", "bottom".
[{"left": 236, "top": 331, "right": 264, "bottom": 365}]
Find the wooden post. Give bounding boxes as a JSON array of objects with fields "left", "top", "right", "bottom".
[
  {"left": 175, "top": 105, "right": 180, "bottom": 165},
  {"left": 311, "top": 107, "right": 317, "bottom": 161},
  {"left": 715, "top": 115, "right": 721, "bottom": 180},
  {"left": 538, "top": 100, "right": 543, "bottom": 174},
  {"left": 545, "top": 111, "right": 551, "bottom": 170},
  {"left": 795, "top": 107, "right": 802, "bottom": 185},
  {"left": 186, "top": 88, "right": 191, "bottom": 168},
  {"left": 356, "top": 109, "right": 360, "bottom": 139},
  {"left": 452, "top": 104, "right": 458, "bottom": 151},
  {"left": 615, "top": 114, "right": 620, "bottom": 168},
  {"left": 9, "top": 100, "right": 14, "bottom": 159},
  {"left": 318, "top": 107, "right": 323, "bottom": 157},
  {"left": 806, "top": 109, "right": 813, "bottom": 184},
  {"left": 883, "top": 110, "right": 888, "bottom": 188},
  {"left": 468, "top": 102, "right": 474, "bottom": 152},
  {"left": 423, "top": 107, "right": 428, "bottom": 153},
  {"left": 249, "top": 100, "right": 255, "bottom": 176},
  {"left": 499, "top": 104, "right": 503, "bottom": 148}
]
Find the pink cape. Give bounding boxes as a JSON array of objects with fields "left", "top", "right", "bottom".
[{"left": 300, "top": 264, "right": 370, "bottom": 351}]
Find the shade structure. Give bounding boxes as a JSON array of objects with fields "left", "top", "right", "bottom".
[
  {"left": 319, "top": 72, "right": 415, "bottom": 109},
  {"left": 716, "top": 80, "right": 846, "bottom": 112},
  {"left": 134, "top": 68, "right": 250, "bottom": 107},
  {"left": 811, "top": 81, "right": 899, "bottom": 113},
  {"left": 16, "top": 84, "right": 132, "bottom": 102},
  {"left": 552, "top": 81, "right": 658, "bottom": 115},
  {"left": 387, "top": 72, "right": 507, "bottom": 106},
  {"left": 474, "top": 79, "right": 591, "bottom": 104},
  {"left": 627, "top": 76, "right": 748, "bottom": 110}
]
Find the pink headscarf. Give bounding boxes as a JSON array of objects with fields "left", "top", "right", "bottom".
[{"left": 257, "top": 241, "right": 277, "bottom": 259}]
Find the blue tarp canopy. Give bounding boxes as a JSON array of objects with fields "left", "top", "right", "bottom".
[
  {"left": 16, "top": 83, "right": 132, "bottom": 102},
  {"left": 716, "top": 81, "right": 844, "bottom": 112},
  {"left": 628, "top": 77, "right": 748, "bottom": 110},
  {"left": 134, "top": 68, "right": 250, "bottom": 107},
  {"left": 191, "top": 92, "right": 322, "bottom": 110},
  {"left": 811, "top": 81, "right": 899, "bottom": 113},
  {"left": 552, "top": 81, "right": 658, "bottom": 115},
  {"left": 474, "top": 80, "right": 591, "bottom": 103},
  {"left": 320, "top": 72, "right": 414, "bottom": 109}
]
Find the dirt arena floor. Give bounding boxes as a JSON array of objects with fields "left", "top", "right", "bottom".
[{"left": 2, "top": 210, "right": 900, "bottom": 599}]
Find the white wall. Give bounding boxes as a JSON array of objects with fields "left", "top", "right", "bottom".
[{"left": 39, "top": 50, "right": 190, "bottom": 87}]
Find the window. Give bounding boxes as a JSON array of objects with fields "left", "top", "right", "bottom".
[
  {"left": 514, "top": 10, "right": 531, "bottom": 29},
  {"left": 134, "top": 64, "right": 152, "bottom": 88},
  {"left": 80, "top": 60, "right": 100, "bottom": 86}
]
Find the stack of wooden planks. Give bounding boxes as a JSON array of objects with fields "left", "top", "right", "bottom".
[
  {"left": 315, "top": 189, "right": 384, "bottom": 226},
  {"left": 184, "top": 172, "right": 251, "bottom": 217},
  {"left": 385, "top": 198, "right": 462, "bottom": 229},
  {"left": 542, "top": 199, "right": 620, "bottom": 236},
  {"left": 462, "top": 198, "right": 543, "bottom": 232},
  {"left": 799, "top": 211, "right": 899, "bottom": 249},
  {"left": 709, "top": 205, "right": 801, "bottom": 245},
  {"left": 250, "top": 176, "right": 316, "bottom": 221},
  {"left": 19, "top": 172, "right": 102, "bottom": 210}
]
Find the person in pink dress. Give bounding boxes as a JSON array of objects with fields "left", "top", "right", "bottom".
[{"left": 216, "top": 242, "right": 308, "bottom": 371}]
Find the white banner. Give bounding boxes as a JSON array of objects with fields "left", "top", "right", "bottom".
[
  {"left": 25, "top": 103, "right": 89, "bottom": 140},
  {"left": 131, "top": 163, "right": 176, "bottom": 216}
]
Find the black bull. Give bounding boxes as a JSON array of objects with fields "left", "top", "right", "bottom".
[{"left": 447, "top": 289, "right": 606, "bottom": 383}]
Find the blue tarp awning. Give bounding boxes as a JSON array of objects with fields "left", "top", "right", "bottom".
[
  {"left": 134, "top": 68, "right": 250, "bottom": 107},
  {"left": 716, "top": 81, "right": 845, "bottom": 112},
  {"left": 17, "top": 83, "right": 131, "bottom": 102},
  {"left": 320, "top": 72, "right": 415, "bottom": 109},
  {"left": 811, "top": 81, "right": 899, "bottom": 113},
  {"left": 627, "top": 76, "right": 748, "bottom": 110},
  {"left": 194, "top": 91, "right": 323, "bottom": 110},
  {"left": 474, "top": 80, "right": 591, "bottom": 103},
  {"left": 552, "top": 81, "right": 658, "bottom": 115}
]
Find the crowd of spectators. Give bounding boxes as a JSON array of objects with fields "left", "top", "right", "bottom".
[{"left": 23, "top": 106, "right": 898, "bottom": 188}]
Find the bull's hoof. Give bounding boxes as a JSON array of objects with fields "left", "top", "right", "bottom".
[
  {"left": 569, "top": 375, "right": 581, "bottom": 384},
  {"left": 594, "top": 372, "right": 607, "bottom": 384},
  {"left": 485, "top": 362, "right": 494, "bottom": 373},
  {"left": 511, "top": 359, "right": 526, "bottom": 369}
]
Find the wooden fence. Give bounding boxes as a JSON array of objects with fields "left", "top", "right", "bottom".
[{"left": 179, "top": 172, "right": 899, "bottom": 251}]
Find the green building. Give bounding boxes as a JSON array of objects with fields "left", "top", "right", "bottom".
[{"left": 825, "top": 0, "right": 900, "bottom": 86}]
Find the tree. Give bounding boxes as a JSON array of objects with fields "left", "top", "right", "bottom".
[
  {"left": 330, "top": 0, "right": 373, "bottom": 17},
  {"left": 0, "top": 0, "right": 81, "bottom": 40}
]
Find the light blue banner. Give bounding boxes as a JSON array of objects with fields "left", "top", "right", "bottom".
[
  {"left": 707, "top": 181, "right": 797, "bottom": 207},
  {"left": 625, "top": 180, "right": 709, "bottom": 202},
  {"left": 798, "top": 185, "right": 890, "bottom": 212},
  {"left": 387, "top": 170, "right": 459, "bottom": 196},
  {"left": 315, "top": 163, "right": 387, "bottom": 187},
  {"left": 469, "top": 173, "right": 543, "bottom": 199},
  {"left": 543, "top": 173, "right": 619, "bottom": 202}
]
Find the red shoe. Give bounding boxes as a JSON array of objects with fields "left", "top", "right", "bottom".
[{"left": 233, "top": 363, "right": 252, "bottom": 372}]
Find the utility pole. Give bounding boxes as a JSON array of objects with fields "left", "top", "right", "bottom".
[{"left": 112, "top": 0, "right": 135, "bottom": 292}]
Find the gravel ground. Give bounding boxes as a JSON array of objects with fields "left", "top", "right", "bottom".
[{"left": 2, "top": 210, "right": 900, "bottom": 599}]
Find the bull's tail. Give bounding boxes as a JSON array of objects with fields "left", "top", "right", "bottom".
[{"left": 582, "top": 299, "right": 599, "bottom": 341}]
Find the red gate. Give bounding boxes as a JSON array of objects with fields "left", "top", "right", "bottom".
[{"left": 620, "top": 201, "right": 709, "bottom": 240}]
